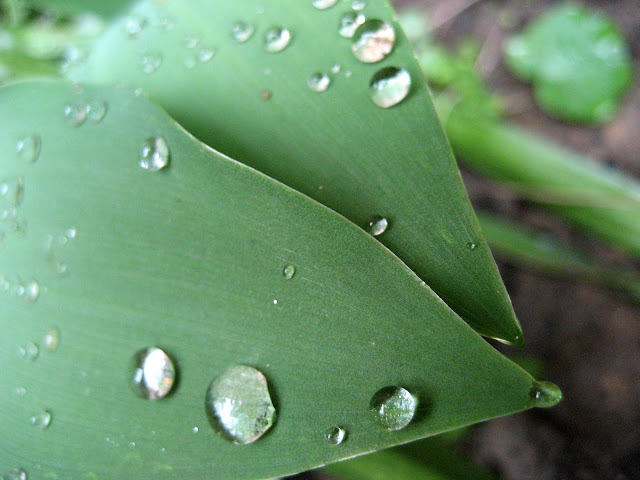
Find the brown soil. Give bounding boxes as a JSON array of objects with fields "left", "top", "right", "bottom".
[{"left": 293, "top": 1, "right": 640, "bottom": 479}]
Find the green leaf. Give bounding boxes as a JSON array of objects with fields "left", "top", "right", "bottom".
[
  {"left": 25, "top": 0, "right": 133, "bottom": 18},
  {"left": 504, "top": 3, "right": 633, "bottom": 124},
  {"left": 65, "top": 0, "right": 524, "bottom": 346},
  {"left": 0, "top": 80, "right": 551, "bottom": 480}
]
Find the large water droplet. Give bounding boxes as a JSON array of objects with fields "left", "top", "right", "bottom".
[
  {"left": 528, "top": 381, "right": 563, "bottom": 408},
  {"left": 312, "top": 0, "right": 338, "bottom": 9},
  {"left": 339, "top": 12, "right": 366, "bottom": 38},
  {"left": 86, "top": 100, "right": 108, "bottom": 123},
  {"left": 15, "top": 135, "right": 41, "bottom": 163},
  {"left": 140, "top": 52, "right": 163, "bottom": 74},
  {"left": 63, "top": 102, "right": 87, "bottom": 126},
  {"left": 370, "top": 386, "right": 417, "bottom": 430},
  {"left": 139, "top": 136, "right": 170, "bottom": 171},
  {"left": 325, "top": 426, "right": 347, "bottom": 445},
  {"left": 29, "top": 410, "right": 52, "bottom": 429},
  {"left": 283, "top": 264, "right": 296, "bottom": 279},
  {"left": 43, "top": 327, "right": 60, "bottom": 352},
  {"left": 308, "top": 72, "right": 331, "bottom": 93},
  {"left": 130, "top": 347, "right": 176, "bottom": 400},
  {"left": 352, "top": 19, "right": 395, "bottom": 63},
  {"left": 205, "top": 365, "right": 276, "bottom": 444},
  {"left": 264, "top": 27, "right": 292, "bottom": 53},
  {"left": 369, "top": 67, "right": 411, "bottom": 108},
  {"left": 4, "top": 469, "right": 27, "bottom": 480},
  {"left": 232, "top": 22, "right": 255, "bottom": 43},
  {"left": 366, "top": 216, "right": 388, "bottom": 237}
]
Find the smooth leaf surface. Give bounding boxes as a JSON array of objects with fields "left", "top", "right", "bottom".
[
  {"left": 504, "top": 3, "right": 633, "bottom": 124},
  {"left": 0, "top": 80, "right": 541, "bottom": 480},
  {"left": 67, "top": 0, "right": 524, "bottom": 345}
]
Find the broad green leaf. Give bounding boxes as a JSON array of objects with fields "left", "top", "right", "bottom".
[
  {"left": 504, "top": 3, "right": 633, "bottom": 124},
  {"left": 442, "top": 105, "right": 640, "bottom": 263},
  {"left": 477, "top": 212, "right": 640, "bottom": 302},
  {"left": 66, "top": 0, "right": 524, "bottom": 346},
  {"left": 0, "top": 80, "right": 552, "bottom": 479}
]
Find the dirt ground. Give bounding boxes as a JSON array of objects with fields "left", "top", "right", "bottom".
[{"left": 292, "top": 1, "right": 640, "bottom": 479}]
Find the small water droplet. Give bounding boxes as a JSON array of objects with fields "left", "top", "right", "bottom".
[
  {"left": 43, "top": 327, "right": 60, "bottom": 352},
  {"left": 23, "top": 280, "right": 40, "bottom": 303},
  {"left": 185, "top": 35, "right": 199, "bottom": 48},
  {"left": 370, "top": 386, "right": 417, "bottom": 431},
  {"left": 205, "top": 365, "right": 276, "bottom": 444},
  {"left": 139, "top": 136, "right": 170, "bottom": 172},
  {"left": 184, "top": 56, "right": 197, "bottom": 69},
  {"left": 261, "top": 90, "right": 272, "bottom": 100},
  {"left": 15, "top": 134, "right": 41, "bottom": 163},
  {"left": 369, "top": 67, "right": 411, "bottom": 108},
  {"left": 272, "top": 299, "right": 278, "bottom": 305},
  {"left": 130, "top": 347, "right": 176, "bottom": 400},
  {"left": 366, "top": 216, "right": 388, "bottom": 236},
  {"left": 29, "top": 410, "right": 52, "bottom": 429},
  {"left": 331, "top": 63, "right": 341, "bottom": 74},
  {"left": 308, "top": 72, "right": 331, "bottom": 92},
  {"left": 129, "top": 441, "right": 136, "bottom": 448},
  {"left": 85, "top": 100, "right": 107, "bottom": 123},
  {"left": 232, "top": 22, "right": 255, "bottom": 43},
  {"left": 466, "top": 242, "right": 477, "bottom": 250},
  {"left": 48, "top": 255, "right": 69, "bottom": 276},
  {"left": 325, "top": 426, "right": 347, "bottom": 445},
  {"left": 65, "top": 227, "right": 77, "bottom": 240},
  {"left": 140, "top": 52, "right": 163, "bottom": 74},
  {"left": 124, "top": 16, "right": 147, "bottom": 37},
  {"left": 339, "top": 12, "right": 366, "bottom": 38},
  {"left": 528, "top": 381, "right": 563, "bottom": 408},
  {"left": 352, "top": 0, "right": 367, "bottom": 10},
  {"left": 197, "top": 47, "right": 216, "bottom": 62},
  {"left": 264, "top": 27, "right": 292, "bottom": 53},
  {"left": 283, "top": 264, "right": 296, "bottom": 279},
  {"left": 352, "top": 19, "right": 395, "bottom": 63},
  {"left": 15, "top": 386, "right": 27, "bottom": 396},
  {"left": 313, "top": 0, "right": 338, "bottom": 9},
  {"left": 19, "top": 342, "right": 39, "bottom": 361},
  {"left": 192, "top": 426, "right": 199, "bottom": 434},
  {"left": 63, "top": 102, "right": 87, "bottom": 126}
]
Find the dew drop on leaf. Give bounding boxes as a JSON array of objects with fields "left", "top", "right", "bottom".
[
  {"left": 231, "top": 22, "right": 255, "bottom": 43},
  {"left": 197, "top": 47, "right": 216, "bottom": 63},
  {"left": 308, "top": 72, "right": 331, "bottom": 92},
  {"left": 366, "top": 215, "right": 388, "bottom": 237},
  {"left": 339, "top": 12, "right": 366, "bottom": 38},
  {"left": 312, "top": 0, "right": 338, "bottom": 9},
  {"left": 15, "top": 134, "right": 41, "bottom": 163},
  {"left": 325, "top": 426, "right": 347, "bottom": 445},
  {"left": 140, "top": 52, "right": 163, "bottom": 74},
  {"left": 85, "top": 100, "right": 108, "bottom": 123},
  {"left": 352, "top": 0, "right": 367, "bottom": 10},
  {"left": 124, "top": 16, "right": 147, "bottom": 38},
  {"left": 139, "top": 136, "right": 170, "bottom": 171},
  {"left": 43, "top": 327, "right": 60, "bottom": 352},
  {"left": 63, "top": 102, "right": 87, "bottom": 126},
  {"left": 283, "top": 264, "right": 296, "bottom": 279},
  {"left": 369, "top": 67, "right": 411, "bottom": 108},
  {"left": 528, "top": 381, "right": 563, "bottom": 408},
  {"left": 370, "top": 386, "right": 417, "bottom": 430},
  {"left": 352, "top": 19, "right": 395, "bottom": 63},
  {"left": 205, "top": 365, "right": 276, "bottom": 444},
  {"left": 23, "top": 280, "right": 40, "bottom": 303},
  {"left": 3, "top": 468, "right": 27, "bottom": 480},
  {"left": 18, "top": 342, "right": 39, "bottom": 361},
  {"left": 130, "top": 347, "right": 176, "bottom": 400},
  {"left": 29, "top": 410, "right": 52, "bottom": 429},
  {"left": 466, "top": 241, "right": 477, "bottom": 250},
  {"left": 264, "top": 27, "right": 292, "bottom": 53}
]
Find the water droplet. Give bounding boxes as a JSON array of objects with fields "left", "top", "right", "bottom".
[
  {"left": 23, "top": 280, "right": 40, "bottom": 303},
  {"left": 308, "top": 72, "right": 331, "bottom": 93},
  {"left": 85, "top": 100, "right": 107, "bottom": 123},
  {"left": 4, "top": 469, "right": 27, "bottom": 480},
  {"left": 352, "top": 19, "right": 395, "bottom": 63},
  {"left": 205, "top": 365, "right": 276, "bottom": 444},
  {"left": 140, "top": 52, "right": 162, "bottom": 74},
  {"left": 370, "top": 386, "right": 417, "bottom": 431},
  {"left": 261, "top": 90, "right": 272, "bottom": 100},
  {"left": 197, "top": 47, "right": 215, "bottom": 63},
  {"left": 331, "top": 63, "right": 341, "bottom": 74},
  {"left": 352, "top": 0, "right": 367, "bottom": 10},
  {"left": 283, "top": 264, "right": 296, "bottom": 279},
  {"left": 184, "top": 56, "right": 196, "bottom": 69},
  {"left": 312, "top": 0, "right": 338, "bottom": 9},
  {"left": 65, "top": 227, "right": 77, "bottom": 240},
  {"left": 29, "top": 410, "right": 52, "bottom": 429},
  {"left": 185, "top": 35, "right": 199, "bottom": 48},
  {"left": 192, "top": 426, "right": 199, "bottom": 433},
  {"left": 528, "top": 381, "right": 563, "bottom": 408},
  {"left": 366, "top": 216, "right": 388, "bottom": 236},
  {"left": 264, "top": 27, "right": 292, "bottom": 53},
  {"left": 43, "top": 327, "right": 60, "bottom": 352},
  {"left": 139, "top": 136, "right": 170, "bottom": 172},
  {"left": 63, "top": 102, "right": 87, "bottom": 126},
  {"left": 124, "top": 16, "right": 147, "bottom": 38},
  {"left": 339, "top": 12, "right": 366, "bottom": 38},
  {"left": 232, "top": 22, "right": 255, "bottom": 43},
  {"left": 130, "top": 347, "right": 176, "bottom": 400},
  {"left": 369, "top": 67, "right": 411, "bottom": 108},
  {"left": 325, "top": 426, "right": 347, "bottom": 445},
  {"left": 15, "top": 134, "right": 41, "bottom": 163},
  {"left": 19, "top": 342, "right": 39, "bottom": 361},
  {"left": 48, "top": 255, "right": 69, "bottom": 276},
  {"left": 466, "top": 242, "right": 477, "bottom": 250},
  {"left": 272, "top": 299, "right": 278, "bottom": 305},
  {"left": 15, "top": 386, "right": 27, "bottom": 396}
]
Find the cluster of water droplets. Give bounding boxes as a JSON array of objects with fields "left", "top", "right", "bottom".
[
  {"left": 44, "top": 227, "right": 77, "bottom": 277},
  {"left": 63, "top": 99, "right": 108, "bottom": 127},
  {"left": 0, "top": 176, "right": 26, "bottom": 238}
]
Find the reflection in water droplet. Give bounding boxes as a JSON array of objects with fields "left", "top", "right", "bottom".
[
  {"left": 43, "top": 327, "right": 60, "bottom": 352},
  {"left": 86, "top": 100, "right": 108, "bottom": 123},
  {"left": 352, "top": 0, "right": 367, "bottom": 10},
  {"left": 339, "top": 12, "right": 366, "bottom": 38},
  {"left": 308, "top": 72, "right": 331, "bottom": 92},
  {"left": 352, "top": 20, "right": 395, "bottom": 63},
  {"left": 528, "top": 381, "right": 563, "bottom": 408},
  {"left": 325, "top": 426, "right": 347, "bottom": 445},
  {"left": 232, "top": 22, "right": 255, "bottom": 43},
  {"left": 466, "top": 242, "right": 477, "bottom": 250},
  {"left": 29, "top": 410, "right": 52, "bottom": 429},
  {"left": 264, "top": 27, "right": 292, "bottom": 53},
  {"left": 369, "top": 67, "right": 411, "bottom": 108},
  {"left": 139, "top": 136, "right": 170, "bottom": 171},
  {"left": 140, "top": 52, "right": 163, "bottom": 74},
  {"left": 283, "top": 264, "right": 296, "bottom": 279},
  {"left": 370, "top": 386, "right": 417, "bottom": 430},
  {"left": 312, "top": 0, "right": 338, "bottom": 9},
  {"left": 63, "top": 102, "right": 87, "bottom": 126},
  {"left": 23, "top": 280, "right": 40, "bottom": 303},
  {"left": 130, "top": 347, "right": 176, "bottom": 400},
  {"left": 205, "top": 365, "right": 276, "bottom": 444},
  {"left": 15, "top": 135, "right": 41, "bottom": 163},
  {"left": 367, "top": 216, "right": 388, "bottom": 237}
]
